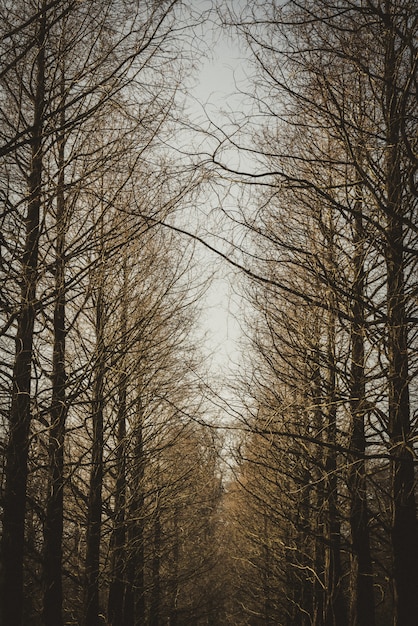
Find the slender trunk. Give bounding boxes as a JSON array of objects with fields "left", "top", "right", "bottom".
[
  {"left": 323, "top": 228, "right": 347, "bottom": 626},
  {"left": 83, "top": 282, "right": 105, "bottom": 626},
  {"left": 299, "top": 467, "right": 314, "bottom": 626},
  {"left": 43, "top": 70, "right": 67, "bottom": 626},
  {"left": 108, "top": 258, "right": 128, "bottom": 626},
  {"left": 386, "top": 175, "right": 418, "bottom": 626},
  {"left": 124, "top": 398, "right": 145, "bottom": 626},
  {"left": 323, "top": 398, "right": 346, "bottom": 626},
  {"left": 170, "top": 504, "right": 180, "bottom": 626},
  {"left": 312, "top": 512, "right": 325, "bottom": 626},
  {"left": 107, "top": 378, "right": 127, "bottom": 626},
  {"left": 262, "top": 512, "right": 272, "bottom": 625},
  {"left": 150, "top": 506, "right": 161, "bottom": 626},
  {"left": 1, "top": 8, "right": 46, "bottom": 625},
  {"left": 384, "top": 6, "right": 418, "bottom": 624},
  {"left": 311, "top": 340, "right": 325, "bottom": 626},
  {"left": 348, "top": 204, "right": 375, "bottom": 626}
]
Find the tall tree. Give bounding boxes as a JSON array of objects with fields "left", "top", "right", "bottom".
[
  {"left": 215, "top": 0, "right": 417, "bottom": 621},
  {"left": 382, "top": 4, "right": 418, "bottom": 621},
  {"left": 42, "top": 65, "right": 67, "bottom": 626},
  {"left": 82, "top": 213, "right": 107, "bottom": 626},
  {"left": 1, "top": 1, "right": 203, "bottom": 623},
  {"left": 347, "top": 178, "right": 375, "bottom": 626},
  {"left": 1, "top": 5, "right": 47, "bottom": 624}
]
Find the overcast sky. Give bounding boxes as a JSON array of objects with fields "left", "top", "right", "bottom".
[{"left": 190, "top": 17, "right": 249, "bottom": 375}]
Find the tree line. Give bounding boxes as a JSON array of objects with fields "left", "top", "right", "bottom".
[
  {"left": 0, "top": 1, "right": 417, "bottom": 626},
  {"left": 214, "top": 0, "right": 418, "bottom": 625},
  {"left": 0, "top": 1, "right": 224, "bottom": 625}
]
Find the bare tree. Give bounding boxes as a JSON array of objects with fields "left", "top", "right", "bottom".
[
  {"left": 0, "top": 1, "right": 208, "bottom": 624},
  {"left": 1, "top": 6, "right": 47, "bottom": 624},
  {"left": 212, "top": 0, "right": 417, "bottom": 622}
]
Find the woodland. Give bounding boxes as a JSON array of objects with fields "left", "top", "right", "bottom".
[{"left": 0, "top": 1, "right": 417, "bottom": 625}]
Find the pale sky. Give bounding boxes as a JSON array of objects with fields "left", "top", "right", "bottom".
[{"left": 191, "top": 16, "right": 249, "bottom": 374}]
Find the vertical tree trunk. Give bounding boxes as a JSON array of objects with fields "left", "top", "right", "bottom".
[
  {"left": 83, "top": 281, "right": 105, "bottom": 626},
  {"left": 323, "top": 399, "right": 346, "bottom": 626},
  {"left": 107, "top": 386, "right": 126, "bottom": 626},
  {"left": 124, "top": 398, "right": 145, "bottom": 626},
  {"left": 170, "top": 503, "right": 180, "bottom": 626},
  {"left": 108, "top": 257, "right": 128, "bottom": 626},
  {"left": 298, "top": 466, "right": 314, "bottom": 626},
  {"left": 43, "top": 70, "right": 67, "bottom": 626},
  {"left": 384, "top": 5, "right": 418, "bottom": 624},
  {"left": 347, "top": 203, "right": 375, "bottom": 626},
  {"left": 386, "top": 174, "right": 418, "bottom": 626},
  {"left": 262, "top": 512, "right": 272, "bottom": 625},
  {"left": 311, "top": 337, "right": 325, "bottom": 626},
  {"left": 323, "top": 226, "right": 347, "bottom": 626},
  {"left": 1, "top": 7, "right": 46, "bottom": 625},
  {"left": 312, "top": 521, "right": 325, "bottom": 626},
  {"left": 150, "top": 506, "right": 161, "bottom": 626}
]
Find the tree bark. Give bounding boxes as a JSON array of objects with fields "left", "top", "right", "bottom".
[
  {"left": 170, "top": 504, "right": 180, "bottom": 626},
  {"left": 262, "top": 512, "right": 272, "bottom": 625},
  {"left": 1, "top": 6, "right": 46, "bottom": 625},
  {"left": 83, "top": 281, "right": 105, "bottom": 626},
  {"left": 42, "top": 69, "right": 67, "bottom": 626},
  {"left": 124, "top": 397, "right": 145, "bottom": 626},
  {"left": 384, "top": 5, "right": 418, "bottom": 624},
  {"left": 323, "top": 227, "right": 347, "bottom": 626},
  {"left": 108, "top": 257, "right": 128, "bottom": 626},
  {"left": 311, "top": 336, "right": 325, "bottom": 626},
  {"left": 150, "top": 505, "right": 161, "bottom": 626},
  {"left": 323, "top": 398, "right": 347, "bottom": 626},
  {"left": 347, "top": 203, "right": 375, "bottom": 626}
]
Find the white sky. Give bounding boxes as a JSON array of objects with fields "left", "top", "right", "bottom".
[{"left": 190, "top": 18, "right": 249, "bottom": 373}]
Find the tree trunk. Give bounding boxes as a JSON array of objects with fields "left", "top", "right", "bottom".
[
  {"left": 150, "top": 506, "right": 161, "bottom": 626},
  {"left": 323, "top": 399, "right": 347, "bottom": 626},
  {"left": 108, "top": 258, "right": 128, "bottom": 626},
  {"left": 262, "top": 512, "right": 272, "bottom": 625},
  {"left": 386, "top": 176, "right": 418, "bottom": 626},
  {"left": 43, "top": 70, "right": 67, "bottom": 626},
  {"left": 323, "top": 242, "right": 347, "bottom": 626},
  {"left": 170, "top": 503, "right": 180, "bottom": 626},
  {"left": 107, "top": 390, "right": 126, "bottom": 626},
  {"left": 83, "top": 282, "right": 105, "bottom": 626},
  {"left": 1, "top": 7, "right": 46, "bottom": 625},
  {"left": 311, "top": 338, "right": 325, "bottom": 626},
  {"left": 124, "top": 397, "right": 145, "bottom": 626},
  {"left": 384, "top": 5, "right": 418, "bottom": 624},
  {"left": 347, "top": 204, "right": 375, "bottom": 626}
]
